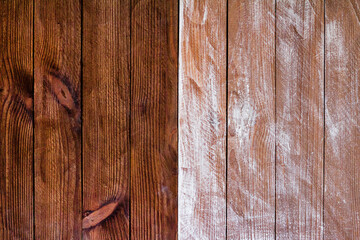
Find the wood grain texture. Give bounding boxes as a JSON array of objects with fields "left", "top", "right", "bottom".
[
  {"left": 178, "top": 0, "right": 226, "bottom": 239},
  {"left": 130, "top": 0, "right": 178, "bottom": 239},
  {"left": 325, "top": 0, "right": 360, "bottom": 239},
  {"left": 276, "top": 0, "right": 324, "bottom": 239},
  {"left": 0, "top": 0, "right": 33, "bottom": 239},
  {"left": 34, "top": 0, "right": 82, "bottom": 238},
  {"left": 82, "top": 0, "right": 130, "bottom": 239},
  {"left": 227, "top": 1, "right": 275, "bottom": 239}
]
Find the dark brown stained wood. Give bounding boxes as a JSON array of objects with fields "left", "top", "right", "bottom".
[
  {"left": 130, "top": 0, "right": 178, "bottom": 239},
  {"left": 276, "top": 0, "right": 324, "bottom": 239},
  {"left": 227, "top": 1, "right": 275, "bottom": 239},
  {"left": 82, "top": 0, "right": 130, "bottom": 239},
  {"left": 325, "top": 0, "right": 360, "bottom": 239},
  {"left": 34, "top": 0, "right": 81, "bottom": 238},
  {"left": 178, "top": 0, "right": 227, "bottom": 239},
  {"left": 0, "top": 0, "right": 33, "bottom": 239}
]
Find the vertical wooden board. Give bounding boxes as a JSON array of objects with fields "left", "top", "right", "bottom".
[
  {"left": 325, "top": 0, "right": 360, "bottom": 238},
  {"left": 227, "top": 0, "right": 275, "bottom": 239},
  {"left": 276, "top": 0, "right": 324, "bottom": 239},
  {"left": 82, "top": 0, "right": 130, "bottom": 239},
  {"left": 178, "top": 0, "right": 226, "bottom": 239},
  {"left": 0, "top": 0, "right": 33, "bottom": 238},
  {"left": 131, "top": 0, "right": 178, "bottom": 239},
  {"left": 34, "top": 0, "right": 81, "bottom": 238}
]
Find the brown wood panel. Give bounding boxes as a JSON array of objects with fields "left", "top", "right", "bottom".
[
  {"left": 178, "top": 0, "right": 227, "bottom": 239},
  {"left": 276, "top": 0, "right": 324, "bottom": 239},
  {"left": 325, "top": 0, "right": 360, "bottom": 239},
  {"left": 34, "top": 0, "right": 82, "bottom": 238},
  {"left": 227, "top": 1, "right": 275, "bottom": 239},
  {"left": 130, "top": 0, "right": 178, "bottom": 239},
  {"left": 82, "top": 0, "right": 130, "bottom": 239},
  {"left": 0, "top": 0, "right": 33, "bottom": 239}
]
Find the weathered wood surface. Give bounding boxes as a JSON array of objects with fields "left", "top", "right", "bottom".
[
  {"left": 0, "top": 0, "right": 33, "bottom": 239},
  {"left": 178, "top": 0, "right": 227, "bottom": 239},
  {"left": 325, "top": 0, "right": 360, "bottom": 239},
  {"left": 2, "top": 1, "right": 360, "bottom": 239},
  {"left": 227, "top": 1, "right": 275, "bottom": 239},
  {"left": 82, "top": 0, "right": 130, "bottom": 239},
  {"left": 130, "top": 0, "right": 178, "bottom": 239},
  {"left": 34, "top": 0, "right": 82, "bottom": 238},
  {"left": 276, "top": 0, "right": 324, "bottom": 239}
]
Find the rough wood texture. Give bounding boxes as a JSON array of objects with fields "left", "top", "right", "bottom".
[
  {"left": 227, "top": 1, "right": 275, "bottom": 239},
  {"left": 82, "top": 0, "right": 130, "bottom": 239},
  {"left": 3, "top": 1, "right": 360, "bottom": 238},
  {"left": 130, "top": 0, "right": 178, "bottom": 239},
  {"left": 0, "top": 0, "right": 33, "bottom": 239},
  {"left": 325, "top": 0, "right": 360, "bottom": 239},
  {"left": 276, "top": 0, "right": 324, "bottom": 239},
  {"left": 34, "top": 0, "right": 82, "bottom": 238},
  {"left": 178, "top": 0, "right": 227, "bottom": 239}
]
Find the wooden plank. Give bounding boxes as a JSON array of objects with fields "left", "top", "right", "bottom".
[
  {"left": 0, "top": 0, "right": 33, "bottom": 238},
  {"left": 325, "top": 0, "right": 360, "bottom": 238},
  {"left": 82, "top": 0, "right": 130, "bottom": 239},
  {"left": 178, "top": 0, "right": 226, "bottom": 238},
  {"left": 34, "top": 0, "right": 82, "bottom": 238},
  {"left": 276, "top": 0, "right": 324, "bottom": 239},
  {"left": 227, "top": 1, "right": 275, "bottom": 239},
  {"left": 130, "top": 0, "right": 178, "bottom": 239}
]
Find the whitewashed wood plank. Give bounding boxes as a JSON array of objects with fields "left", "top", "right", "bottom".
[
  {"left": 325, "top": 0, "right": 360, "bottom": 238},
  {"left": 276, "top": 0, "right": 324, "bottom": 239},
  {"left": 227, "top": 0, "right": 276, "bottom": 239},
  {"left": 178, "top": 0, "right": 227, "bottom": 239}
]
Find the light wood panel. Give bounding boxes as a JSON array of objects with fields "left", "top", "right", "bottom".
[
  {"left": 276, "top": 0, "right": 324, "bottom": 239},
  {"left": 0, "top": 0, "right": 33, "bottom": 238},
  {"left": 34, "top": 0, "right": 82, "bottom": 238},
  {"left": 130, "top": 0, "right": 178, "bottom": 239},
  {"left": 325, "top": 0, "right": 360, "bottom": 239},
  {"left": 82, "top": 0, "right": 130, "bottom": 239},
  {"left": 227, "top": 0, "right": 275, "bottom": 239},
  {"left": 178, "top": 0, "right": 227, "bottom": 238}
]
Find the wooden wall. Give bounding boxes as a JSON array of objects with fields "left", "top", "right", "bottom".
[{"left": 0, "top": 0, "right": 359, "bottom": 239}]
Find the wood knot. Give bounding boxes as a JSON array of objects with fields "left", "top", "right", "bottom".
[
  {"left": 82, "top": 196, "right": 129, "bottom": 230},
  {"left": 83, "top": 202, "right": 119, "bottom": 230},
  {"left": 44, "top": 71, "right": 80, "bottom": 122}
]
